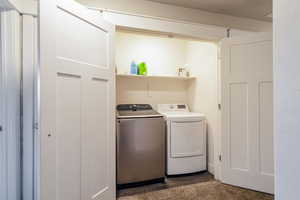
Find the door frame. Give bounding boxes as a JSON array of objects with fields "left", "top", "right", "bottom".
[
  {"left": 89, "top": 8, "right": 257, "bottom": 180},
  {"left": 22, "top": 14, "right": 39, "bottom": 200},
  {"left": 0, "top": 9, "right": 6, "bottom": 200}
]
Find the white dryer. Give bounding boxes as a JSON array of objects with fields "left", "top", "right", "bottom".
[{"left": 157, "top": 104, "right": 207, "bottom": 175}]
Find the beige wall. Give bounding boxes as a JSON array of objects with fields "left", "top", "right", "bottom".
[
  {"left": 116, "top": 32, "right": 190, "bottom": 109},
  {"left": 116, "top": 32, "right": 187, "bottom": 76},
  {"left": 116, "top": 77, "right": 189, "bottom": 109},
  {"left": 186, "top": 41, "right": 219, "bottom": 174},
  {"left": 77, "top": 0, "right": 272, "bottom": 32}
]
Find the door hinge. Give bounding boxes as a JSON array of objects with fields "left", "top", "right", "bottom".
[
  {"left": 219, "top": 155, "right": 222, "bottom": 162},
  {"left": 33, "top": 122, "right": 39, "bottom": 130},
  {"left": 226, "top": 28, "right": 231, "bottom": 38},
  {"left": 218, "top": 104, "right": 221, "bottom": 110}
]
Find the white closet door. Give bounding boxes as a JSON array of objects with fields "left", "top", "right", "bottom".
[
  {"left": 39, "top": 1, "right": 116, "bottom": 200},
  {"left": 0, "top": 10, "right": 22, "bottom": 200},
  {"left": 221, "top": 33, "right": 274, "bottom": 194}
]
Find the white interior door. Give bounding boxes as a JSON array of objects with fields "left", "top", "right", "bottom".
[
  {"left": 39, "top": 1, "right": 116, "bottom": 200},
  {"left": 221, "top": 33, "right": 274, "bottom": 194}
]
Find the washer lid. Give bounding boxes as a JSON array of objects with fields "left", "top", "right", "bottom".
[
  {"left": 117, "top": 110, "right": 163, "bottom": 119},
  {"left": 117, "top": 104, "right": 163, "bottom": 119}
]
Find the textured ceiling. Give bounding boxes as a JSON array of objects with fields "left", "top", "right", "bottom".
[{"left": 145, "top": 0, "right": 272, "bottom": 21}]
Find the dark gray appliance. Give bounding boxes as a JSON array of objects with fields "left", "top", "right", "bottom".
[{"left": 116, "top": 104, "right": 165, "bottom": 186}]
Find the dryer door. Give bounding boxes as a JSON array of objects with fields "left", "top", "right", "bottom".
[{"left": 170, "top": 120, "right": 206, "bottom": 158}]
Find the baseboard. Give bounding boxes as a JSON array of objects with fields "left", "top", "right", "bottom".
[{"left": 208, "top": 163, "right": 214, "bottom": 175}]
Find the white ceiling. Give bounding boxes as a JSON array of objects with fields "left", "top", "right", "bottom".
[{"left": 145, "top": 0, "right": 272, "bottom": 21}]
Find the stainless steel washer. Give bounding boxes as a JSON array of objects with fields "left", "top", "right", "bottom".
[{"left": 116, "top": 104, "right": 165, "bottom": 186}]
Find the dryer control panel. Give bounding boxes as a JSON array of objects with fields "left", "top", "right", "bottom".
[{"left": 157, "top": 104, "right": 189, "bottom": 113}]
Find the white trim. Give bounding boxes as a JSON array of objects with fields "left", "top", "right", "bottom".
[
  {"left": 208, "top": 163, "right": 214, "bottom": 175},
  {"left": 81, "top": 0, "right": 271, "bottom": 32},
  {"left": 273, "top": 0, "right": 278, "bottom": 197},
  {"left": 101, "top": 11, "right": 227, "bottom": 41},
  {"left": 90, "top": 7, "right": 226, "bottom": 29},
  {"left": 58, "top": 0, "right": 114, "bottom": 32},
  {"left": 213, "top": 44, "right": 222, "bottom": 181},
  {"left": 22, "top": 14, "right": 38, "bottom": 200},
  {"left": 34, "top": 16, "right": 40, "bottom": 200}
]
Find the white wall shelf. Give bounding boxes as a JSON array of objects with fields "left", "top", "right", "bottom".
[{"left": 116, "top": 74, "right": 196, "bottom": 80}]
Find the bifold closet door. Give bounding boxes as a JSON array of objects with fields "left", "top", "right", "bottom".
[
  {"left": 22, "top": 14, "right": 38, "bottom": 200},
  {"left": 0, "top": 10, "right": 22, "bottom": 200},
  {"left": 221, "top": 33, "right": 274, "bottom": 194},
  {"left": 39, "top": 0, "right": 116, "bottom": 200}
]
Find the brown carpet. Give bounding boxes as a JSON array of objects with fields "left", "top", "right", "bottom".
[{"left": 118, "top": 181, "right": 274, "bottom": 200}]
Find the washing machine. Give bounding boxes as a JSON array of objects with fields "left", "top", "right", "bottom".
[
  {"left": 116, "top": 104, "right": 166, "bottom": 186},
  {"left": 157, "top": 104, "right": 207, "bottom": 175}
]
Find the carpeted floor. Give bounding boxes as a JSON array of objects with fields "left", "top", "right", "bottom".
[{"left": 118, "top": 180, "right": 274, "bottom": 200}]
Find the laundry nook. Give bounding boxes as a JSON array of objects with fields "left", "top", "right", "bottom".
[{"left": 114, "top": 30, "right": 219, "bottom": 190}]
